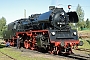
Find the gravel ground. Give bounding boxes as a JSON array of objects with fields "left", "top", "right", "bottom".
[
  {"left": 12, "top": 47, "right": 90, "bottom": 60},
  {"left": 66, "top": 49, "right": 90, "bottom": 60},
  {"left": 0, "top": 46, "right": 90, "bottom": 60},
  {"left": 1, "top": 37, "right": 90, "bottom": 60},
  {"left": 73, "top": 49, "right": 90, "bottom": 57},
  {"left": 0, "top": 39, "right": 90, "bottom": 60},
  {"left": 12, "top": 47, "right": 68, "bottom": 60}
]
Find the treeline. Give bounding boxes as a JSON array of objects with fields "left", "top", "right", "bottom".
[
  {"left": 70, "top": 4, "right": 90, "bottom": 30},
  {"left": 0, "top": 17, "right": 7, "bottom": 37},
  {"left": 79, "top": 18, "right": 90, "bottom": 30}
]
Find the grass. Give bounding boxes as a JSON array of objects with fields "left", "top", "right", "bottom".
[
  {"left": 0, "top": 51, "right": 13, "bottom": 60},
  {"left": 0, "top": 39, "right": 4, "bottom": 42},
  {"left": 78, "top": 38, "right": 90, "bottom": 49},
  {"left": 78, "top": 30, "right": 90, "bottom": 33},
  {"left": 0, "top": 46, "right": 51, "bottom": 60},
  {"left": 0, "top": 44, "right": 5, "bottom": 48},
  {"left": 78, "top": 30, "right": 90, "bottom": 32},
  {"left": 78, "top": 30, "right": 90, "bottom": 49}
]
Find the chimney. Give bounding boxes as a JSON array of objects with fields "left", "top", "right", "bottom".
[{"left": 49, "top": 6, "right": 55, "bottom": 10}]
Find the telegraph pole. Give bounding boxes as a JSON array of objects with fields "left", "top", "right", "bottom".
[{"left": 24, "top": 9, "right": 26, "bottom": 18}]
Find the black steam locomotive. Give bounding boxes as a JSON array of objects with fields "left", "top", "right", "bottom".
[{"left": 3, "top": 6, "right": 83, "bottom": 54}]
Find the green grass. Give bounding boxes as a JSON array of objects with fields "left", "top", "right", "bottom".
[
  {"left": 0, "top": 40, "right": 5, "bottom": 48},
  {"left": 78, "top": 29, "right": 90, "bottom": 31},
  {"left": 0, "top": 47, "right": 50, "bottom": 60},
  {"left": 78, "top": 30, "right": 90, "bottom": 49},
  {"left": 0, "top": 44, "right": 5, "bottom": 48},
  {"left": 78, "top": 30, "right": 90, "bottom": 33},
  {"left": 81, "top": 30, "right": 90, "bottom": 32},
  {"left": 78, "top": 39, "right": 90, "bottom": 49}
]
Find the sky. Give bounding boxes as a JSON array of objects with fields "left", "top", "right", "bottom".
[{"left": 0, "top": 0, "right": 90, "bottom": 24}]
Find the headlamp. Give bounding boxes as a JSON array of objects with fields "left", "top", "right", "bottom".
[
  {"left": 73, "top": 32, "right": 76, "bottom": 36},
  {"left": 51, "top": 32, "right": 55, "bottom": 36}
]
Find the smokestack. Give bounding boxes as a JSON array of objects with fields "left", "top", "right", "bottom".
[
  {"left": 24, "top": 9, "right": 26, "bottom": 18},
  {"left": 49, "top": 6, "right": 55, "bottom": 10}
]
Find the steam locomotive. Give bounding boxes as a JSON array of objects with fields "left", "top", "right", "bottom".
[{"left": 3, "top": 6, "right": 83, "bottom": 54}]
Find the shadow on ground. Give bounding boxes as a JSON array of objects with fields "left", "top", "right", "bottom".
[
  {"left": 86, "top": 40, "right": 90, "bottom": 44},
  {"left": 0, "top": 44, "right": 5, "bottom": 48}
]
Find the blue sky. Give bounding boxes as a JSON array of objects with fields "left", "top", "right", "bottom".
[{"left": 0, "top": 0, "right": 90, "bottom": 24}]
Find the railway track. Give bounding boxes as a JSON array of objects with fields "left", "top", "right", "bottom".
[
  {"left": 76, "top": 48, "right": 90, "bottom": 52},
  {"left": 0, "top": 46, "right": 90, "bottom": 60},
  {"left": 0, "top": 50, "right": 16, "bottom": 60},
  {"left": 64, "top": 53, "right": 90, "bottom": 60},
  {"left": 12, "top": 47, "right": 90, "bottom": 60},
  {"left": 0, "top": 40, "right": 90, "bottom": 60}
]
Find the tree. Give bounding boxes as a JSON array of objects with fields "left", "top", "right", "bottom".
[
  {"left": 76, "top": 4, "right": 85, "bottom": 30},
  {"left": 86, "top": 18, "right": 90, "bottom": 28},
  {"left": 76, "top": 4, "right": 84, "bottom": 22},
  {"left": 0, "top": 17, "right": 7, "bottom": 37}
]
